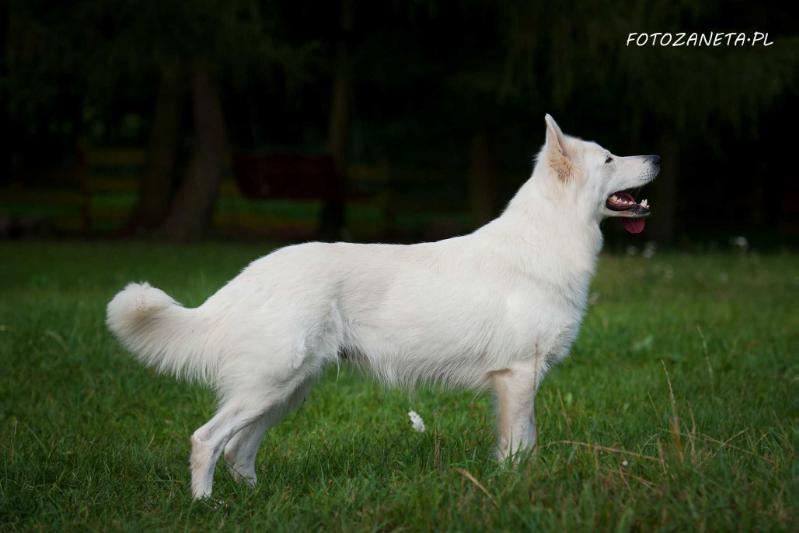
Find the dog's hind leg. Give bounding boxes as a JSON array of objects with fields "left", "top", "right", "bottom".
[
  {"left": 223, "top": 380, "right": 313, "bottom": 486},
  {"left": 222, "top": 414, "right": 271, "bottom": 486},
  {"left": 190, "top": 398, "right": 278, "bottom": 500},
  {"left": 492, "top": 359, "right": 544, "bottom": 460},
  {"left": 208, "top": 310, "right": 338, "bottom": 496}
]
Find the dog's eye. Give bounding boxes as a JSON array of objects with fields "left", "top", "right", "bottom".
[{"left": 604, "top": 156, "right": 613, "bottom": 164}]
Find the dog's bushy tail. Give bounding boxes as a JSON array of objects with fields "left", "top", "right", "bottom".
[{"left": 106, "top": 283, "right": 218, "bottom": 382}]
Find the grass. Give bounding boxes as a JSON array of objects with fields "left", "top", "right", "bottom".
[{"left": 0, "top": 242, "right": 796, "bottom": 531}]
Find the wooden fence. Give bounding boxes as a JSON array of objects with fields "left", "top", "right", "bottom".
[{"left": 0, "top": 147, "right": 472, "bottom": 240}]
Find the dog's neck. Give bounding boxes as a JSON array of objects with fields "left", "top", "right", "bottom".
[
  {"left": 477, "top": 168, "right": 603, "bottom": 297},
  {"left": 504, "top": 170, "right": 601, "bottom": 245}
]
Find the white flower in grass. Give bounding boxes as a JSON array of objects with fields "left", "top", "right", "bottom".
[
  {"left": 408, "top": 410, "right": 426, "bottom": 432},
  {"left": 631, "top": 335, "right": 654, "bottom": 352},
  {"left": 731, "top": 236, "right": 749, "bottom": 251}
]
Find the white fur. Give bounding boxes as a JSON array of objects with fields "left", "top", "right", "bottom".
[{"left": 106, "top": 115, "right": 659, "bottom": 499}]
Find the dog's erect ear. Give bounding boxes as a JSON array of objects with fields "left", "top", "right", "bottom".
[
  {"left": 544, "top": 114, "right": 572, "bottom": 180},
  {"left": 544, "top": 114, "right": 568, "bottom": 157}
]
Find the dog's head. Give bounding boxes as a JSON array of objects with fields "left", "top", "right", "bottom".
[{"left": 538, "top": 114, "right": 659, "bottom": 233}]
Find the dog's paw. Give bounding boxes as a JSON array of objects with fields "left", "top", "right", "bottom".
[{"left": 226, "top": 463, "right": 257, "bottom": 487}]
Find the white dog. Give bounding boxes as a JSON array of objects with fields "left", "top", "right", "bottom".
[{"left": 107, "top": 115, "right": 659, "bottom": 499}]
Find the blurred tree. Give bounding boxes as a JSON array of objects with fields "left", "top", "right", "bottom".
[
  {"left": 158, "top": 63, "right": 228, "bottom": 240},
  {"left": 357, "top": 1, "right": 797, "bottom": 237},
  {"left": 115, "top": 0, "right": 318, "bottom": 240},
  {"left": 4, "top": 0, "right": 319, "bottom": 240},
  {"left": 5, "top": 1, "right": 88, "bottom": 183},
  {"left": 0, "top": 2, "right": 9, "bottom": 185},
  {"left": 352, "top": 1, "right": 508, "bottom": 228},
  {"left": 319, "top": 0, "right": 353, "bottom": 241},
  {"left": 4, "top": 0, "right": 796, "bottom": 242},
  {"left": 494, "top": 0, "right": 799, "bottom": 240},
  {"left": 128, "top": 63, "right": 183, "bottom": 233},
  {"left": 468, "top": 128, "right": 497, "bottom": 226}
]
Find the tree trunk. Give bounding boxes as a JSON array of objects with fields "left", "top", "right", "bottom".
[
  {"left": 127, "top": 64, "right": 183, "bottom": 233},
  {"left": 650, "top": 135, "right": 679, "bottom": 242},
  {"left": 468, "top": 128, "right": 496, "bottom": 227},
  {"left": 0, "top": 2, "right": 9, "bottom": 186},
  {"left": 320, "top": 0, "right": 353, "bottom": 241},
  {"left": 159, "top": 63, "right": 227, "bottom": 242}
]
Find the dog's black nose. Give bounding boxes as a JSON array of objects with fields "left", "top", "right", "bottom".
[{"left": 648, "top": 155, "right": 661, "bottom": 165}]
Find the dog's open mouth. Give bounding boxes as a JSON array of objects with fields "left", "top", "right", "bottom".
[{"left": 606, "top": 191, "right": 650, "bottom": 234}]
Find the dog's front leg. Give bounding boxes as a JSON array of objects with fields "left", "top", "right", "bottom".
[{"left": 492, "top": 360, "right": 543, "bottom": 460}]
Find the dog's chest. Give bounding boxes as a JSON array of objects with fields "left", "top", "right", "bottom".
[{"left": 503, "top": 269, "right": 591, "bottom": 361}]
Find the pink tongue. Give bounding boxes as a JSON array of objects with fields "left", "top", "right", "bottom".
[
  {"left": 623, "top": 218, "right": 646, "bottom": 234},
  {"left": 615, "top": 192, "right": 646, "bottom": 234}
]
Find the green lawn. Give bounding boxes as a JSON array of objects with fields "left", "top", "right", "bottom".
[{"left": 0, "top": 242, "right": 796, "bottom": 531}]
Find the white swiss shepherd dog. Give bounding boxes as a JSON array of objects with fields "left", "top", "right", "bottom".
[{"left": 107, "top": 115, "right": 659, "bottom": 499}]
